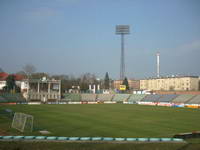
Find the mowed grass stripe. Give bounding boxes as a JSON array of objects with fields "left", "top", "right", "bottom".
[{"left": 0, "top": 104, "right": 200, "bottom": 137}]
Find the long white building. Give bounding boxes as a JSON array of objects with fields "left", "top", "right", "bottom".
[{"left": 140, "top": 76, "right": 199, "bottom": 91}]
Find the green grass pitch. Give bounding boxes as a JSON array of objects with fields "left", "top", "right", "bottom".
[
  {"left": 1, "top": 104, "right": 200, "bottom": 150},
  {"left": 1, "top": 104, "right": 200, "bottom": 137}
]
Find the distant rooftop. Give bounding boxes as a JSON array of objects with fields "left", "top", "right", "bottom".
[
  {"left": 24, "top": 78, "right": 60, "bottom": 83},
  {"left": 0, "top": 72, "right": 25, "bottom": 81},
  {"left": 141, "top": 75, "right": 199, "bottom": 80}
]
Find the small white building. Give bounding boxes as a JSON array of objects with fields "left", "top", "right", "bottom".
[
  {"left": 23, "top": 77, "right": 61, "bottom": 101},
  {"left": 0, "top": 81, "right": 6, "bottom": 90},
  {"left": 0, "top": 72, "right": 25, "bottom": 90}
]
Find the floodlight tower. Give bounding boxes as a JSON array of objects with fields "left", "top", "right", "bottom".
[{"left": 116, "top": 25, "right": 130, "bottom": 80}]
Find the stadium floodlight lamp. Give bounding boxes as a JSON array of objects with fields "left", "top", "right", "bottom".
[
  {"left": 116, "top": 25, "right": 130, "bottom": 35},
  {"left": 115, "top": 25, "right": 130, "bottom": 80}
]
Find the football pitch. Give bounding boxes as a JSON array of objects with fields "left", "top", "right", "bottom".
[
  {"left": 0, "top": 104, "right": 200, "bottom": 150},
  {"left": 1, "top": 104, "right": 200, "bottom": 137}
]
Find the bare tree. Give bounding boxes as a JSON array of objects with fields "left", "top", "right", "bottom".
[
  {"left": 16, "top": 70, "right": 26, "bottom": 75},
  {"left": 31, "top": 72, "right": 49, "bottom": 79},
  {"left": 23, "top": 64, "right": 36, "bottom": 78}
]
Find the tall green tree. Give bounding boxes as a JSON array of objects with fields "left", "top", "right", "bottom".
[
  {"left": 104, "top": 72, "right": 110, "bottom": 89},
  {"left": 80, "top": 75, "right": 89, "bottom": 92},
  {"left": 122, "top": 77, "right": 129, "bottom": 90},
  {"left": 5, "top": 75, "right": 18, "bottom": 92}
]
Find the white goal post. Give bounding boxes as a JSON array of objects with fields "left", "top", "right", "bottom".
[{"left": 12, "top": 112, "right": 34, "bottom": 132}]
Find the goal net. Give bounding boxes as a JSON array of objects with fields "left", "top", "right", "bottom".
[{"left": 11, "top": 112, "right": 34, "bottom": 132}]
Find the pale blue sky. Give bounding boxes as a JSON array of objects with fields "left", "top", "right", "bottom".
[{"left": 0, "top": 0, "right": 200, "bottom": 79}]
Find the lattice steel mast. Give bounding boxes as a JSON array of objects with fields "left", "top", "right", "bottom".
[{"left": 116, "top": 25, "right": 130, "bottom": 80}]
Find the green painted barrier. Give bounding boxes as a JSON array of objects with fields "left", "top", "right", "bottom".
[
  {"left": 80, "top": 137, "right": 91, "bottom": 141},
  {"left": 126, "top": 138, "right": 137, "bottom": 141},
  {"left": 115, "top": 138, "right": 125, "bottom": 141},
  {"left": 103, "top": 137, "right": 114, "bottom": 141},
  {"left": 172, "top": 138, "right": 184, "bottom": 142},
  {"left": 35, "top": 136, "right": 46, "bottom": 140},
  {"left": 13, "top": 136, "right": 24, "bottom": 139},
  {"left": 24, "top": 136, "right": 35, "bottom": 139},
  {"left": 0, "top": 136, "right": 184, "bottom": 142},
  {"left": 57, "top": 137, "right": 68, "bottom": 140},
  {"left": 68, "top": 137, "right": 79, "bottom": 141},
  {"left": 148, "top": 138, "right": 161, "bottom": 142},
  {"left": 46, "top": 137, "right": 57, "bottom": 140},
  {"left": 2, "top": 136, "right": 13, "bottom": 139},
  {"left": 160, "top": 138, "right": 172, "bottom": 142},
  {"left": 138, "top": 138, "right": 148, "bottom": 142},
  {"left": 91, "top": 137, "right": 102, "bottom": 141}
]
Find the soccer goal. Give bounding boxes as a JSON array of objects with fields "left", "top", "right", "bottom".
[{"left": 11, "top": 112, "right": 34, "bottom": 132}]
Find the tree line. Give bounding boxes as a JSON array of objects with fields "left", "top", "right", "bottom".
[{"left": 3, "top": 64, "right": 130, "bottom": 93}]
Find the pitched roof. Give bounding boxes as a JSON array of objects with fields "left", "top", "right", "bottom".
[
  {"left": 0, "top": 72, "right": 9, "bottom": 81},
  {"left": 0, "top": 73, "right": 25, "bottom": 81},
  {"left": 14, "top": 74, "right": 25, "bottom": 81}
]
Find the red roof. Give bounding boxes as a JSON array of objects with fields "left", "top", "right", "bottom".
[
  {"left": 0, "top": 72, "right": 25, "bottom": 81},
  {"left": 0, "top": 72, "right": 9, "bottom": 81},
  {"left": 14, "top": 74, "right": 25, "bottom": 81}
]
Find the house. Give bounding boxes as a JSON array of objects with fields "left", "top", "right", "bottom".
[
  {"left": 0, "top": 72, "right": 9, "bottom": 90},
  {"left": 0, "top": 72, "right": 25, "bottom": 90}
]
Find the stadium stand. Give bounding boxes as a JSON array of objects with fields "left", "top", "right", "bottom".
[
  {"left": 0, "top": 93, "right": 26, "bottom": 103},
  {"left": 127, "top": 94, "right": 146, "bottom": 103},
  {"left": 63, "top": 93, "right": 81, "bottom": 102},
  {"left": 112, "top": 94, "right": 130, "bottom": 102},
  {"left": 96, "top": 94, "right": 114, "bottom": 101},
  {"left": 141, "top": 94, "right": 162, "bottom": 102},
  {"left": 81, "top": 94, "right": 96, "bottom": 101},
  {"left": 0, "top": 95, "right": 7, "bottom": 103},
  {"left": 172, "top": 95, "right": 195, "bottom": 103},
  {"left": 186, "top": 95, "right": 200, "bottom": 104},
  {"left": 157, "top": 94, "right": 177, "bottom": 102},
  {"left": 0, "top": 95, "right": 5, "bottom": 100}
]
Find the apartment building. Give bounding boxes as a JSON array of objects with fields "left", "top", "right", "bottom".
[{"left": 140, "top": 76, "right": 199, "bottom": 91}]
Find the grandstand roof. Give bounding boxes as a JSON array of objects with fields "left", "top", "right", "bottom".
[{"left": 26, "top": 78, "right": 60, "bottom": 83}]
